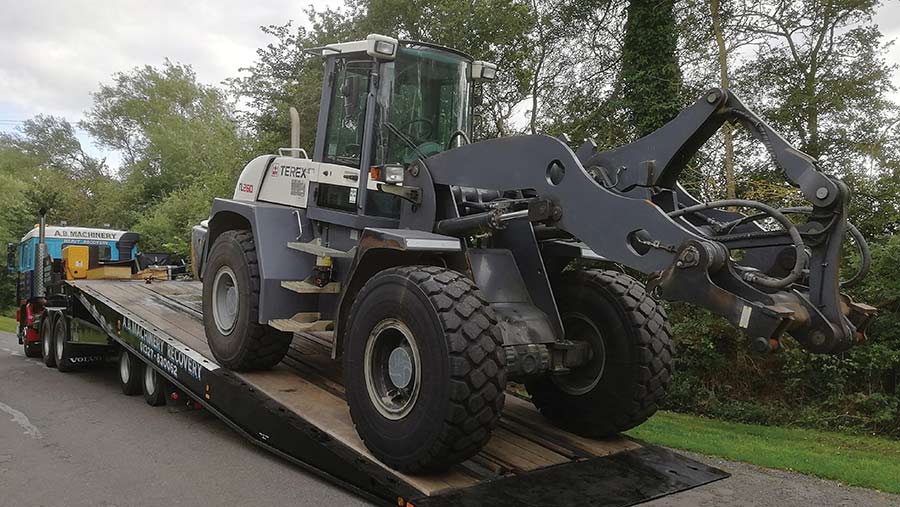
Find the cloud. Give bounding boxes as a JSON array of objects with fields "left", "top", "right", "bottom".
[{"left": 0, "top": 0, "right": 340, "bottom": 124}]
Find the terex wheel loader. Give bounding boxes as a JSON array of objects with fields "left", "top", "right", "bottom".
[{"left": 192, "top": 34, "right": 876, "bottom": 473}]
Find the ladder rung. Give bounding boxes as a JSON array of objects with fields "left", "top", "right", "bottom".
[
  {"left": 269, "top": 318, "right": 334, "bottom": 333},
  {"left": 281, "top": 280, "right": 341, "bottom": 294},
  {"left": 287, "top": 241, "right": 355, "bottom": 258}
]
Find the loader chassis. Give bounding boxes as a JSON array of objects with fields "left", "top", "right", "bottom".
[{"left": 194, "top": 34, "right": 873, "bottom": 473}]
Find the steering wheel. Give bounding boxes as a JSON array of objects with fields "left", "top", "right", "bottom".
[
  {"left": 447, "top": 129, "right": 471, "bottom": 150},
  {"left": 399, "top": 118, "right": 434, "bottom": 144}
]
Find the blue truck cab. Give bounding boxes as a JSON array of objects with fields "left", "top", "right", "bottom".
[{"left": 15, "top": 226, "right": 139, "bottom": 302}]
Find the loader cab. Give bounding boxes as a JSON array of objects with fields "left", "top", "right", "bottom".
[{"left": 309, "top": 35, "right": 496, "bottom": 219}]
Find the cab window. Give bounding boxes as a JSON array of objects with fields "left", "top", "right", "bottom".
[{"left": 324, "top": 60, "right": 372, "bottom": 168}]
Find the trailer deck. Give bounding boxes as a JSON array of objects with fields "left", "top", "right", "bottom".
[{"left": 68, "top": 279, "right": 727, "bottom": 506}]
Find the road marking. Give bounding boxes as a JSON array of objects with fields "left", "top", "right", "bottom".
[{"left": 0, "top": 402, "right": 42, "bottom": 439}]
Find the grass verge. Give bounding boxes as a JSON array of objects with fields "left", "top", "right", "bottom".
[
  {"left": 0, "top": 315, "right": 17, "bottom": 333},
  {"left": 626, "top": 410, "right": 900, "bottom": 494}
]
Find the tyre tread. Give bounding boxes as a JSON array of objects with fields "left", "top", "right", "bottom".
[
  {"left": 529, "top": 269, "right": 673, "bottom": 435},
  {"left": 346, "top": 265, "right": 506, "bottom": 473},
  {"left": 210, "top": 230, "right": 291, "bottom": 370}
]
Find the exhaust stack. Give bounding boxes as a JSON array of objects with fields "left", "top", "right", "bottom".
[{"left": 35, "top": 208, "right": 47, "bottom": 298}]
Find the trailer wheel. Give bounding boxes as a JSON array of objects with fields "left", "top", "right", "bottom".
[
  {"left": 202, "top": 230, "right": 291, "bottom": 371},
  {"left": 119, "top": 350, "right": 143, "bottom": 395},
  {"left": 526, "top": 270, "right": 673, "bottom": 436},
  {"left": 143, "top": 365, "right": 167, "bottom": 406},
  {"left": 54, "top": 315, "right": 74, "bottom": 373},
  {"left": 343, "top": 266, "right": 506, "bottom": 473},
  {"left": 41, "top": 312, "right": 57, "bottom": 368}
]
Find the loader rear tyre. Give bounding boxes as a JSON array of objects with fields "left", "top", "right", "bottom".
[
  {"left": 143, "top": 365, "right": 167, "bottom": 407},
  {"left": 54, "top": 315, "right": 74, "bottom": 373},
  {"left": 119, "top": 350, "right": 143, "bottom": 395},
  {"left": 525, "top": 270, "right": 673, "bottom": 437},
  {"left": 203, "top": 230, "right": 292, "bottom": 371},
  {"left": 41, "top": 312, "right": 57, "bottom": 368},
  {"left": 343, "top": 266, "right": 506, "bottom": 473}
]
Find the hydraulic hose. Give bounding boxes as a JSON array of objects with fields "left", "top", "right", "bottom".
[
  {"left": 669, "top": 199, "right": 808, "bottom": 289},
  {"left": 724, "top": 206, "right": 870, "bottom": 288}
]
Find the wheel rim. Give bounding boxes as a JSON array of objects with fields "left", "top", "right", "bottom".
[
  {"left": 42, "top": 327, "right": 50, "bottom": 357},
  {"left": 120, "top": 352, "right": 130, "bottom": 383},
  {"left": 212, "top": 266, "right": 239, "bottom": 335},
  {"left": 364, "top": 319, "right": 421, "bottom": 420},
  {"left": 552, "top": 312, "right": 607, "bottom": 396},
  {"left": 144, "top": 365, "right": 156, "bottom": 396},
  {"left": 55, "top": 321, "right": 65, "bottom": 363}
]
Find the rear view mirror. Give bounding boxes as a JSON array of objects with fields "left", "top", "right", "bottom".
[
  {"left": 6, "top": 243, "right": 16, "bottom": 273},
  {"left": 472, "top": 86, "right": 483, "bottom": 108}
]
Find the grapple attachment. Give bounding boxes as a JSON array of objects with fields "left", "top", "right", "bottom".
[{"left": 413, "top": 88, "right": 875, "bottom": 354}]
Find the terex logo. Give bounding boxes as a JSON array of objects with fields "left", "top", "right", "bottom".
[{"left": 271, "top": 163, "right": 314, "bottom": 179}]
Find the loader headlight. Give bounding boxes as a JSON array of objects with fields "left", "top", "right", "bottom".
[
  {"left": 472, "top": 61, "right": 498, "bottom": 81},
  {"left": 366, "top": 34, "right": 398, "bottom": 60},
  {"left": 384, "top": 165, "right": 404, "bottom": 184},
  {"left": 374, "top": 40, "right": 395, "bottom": 56},
  {"left": 370, "top": 164, "right": 405, "bottom": 185}
]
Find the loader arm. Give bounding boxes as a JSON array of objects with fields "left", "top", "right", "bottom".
[{"left": 402, "top": 88, "right": 874, "bottom": 354}]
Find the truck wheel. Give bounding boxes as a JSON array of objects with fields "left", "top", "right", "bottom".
[
  {"left": 525, "top": 270, "right": 673, "bottom": 436},
  {"left": 54, "top": 315, "right": 74, "bottom": 373},
  {"left": 143, "top": 365, "right": 167, "bottom": 406},
  {"left": 202, "top": 230, "right": 291, "bottom": 370},
  {"left": 119, "top": 350, "right": 143, "bottom": 395},
  {"left": 41, "top": 313, "right": 57, "bottom": 368},
  {"left": 343, "top": 266, "right": 506, "bottom": 473},
  {"left": 23, "top": 338, "right": 41, "bottom": 358}
]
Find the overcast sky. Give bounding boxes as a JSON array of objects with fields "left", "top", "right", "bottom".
[{"left": 1, "top": 0, "right": 899, "bottom": 167}]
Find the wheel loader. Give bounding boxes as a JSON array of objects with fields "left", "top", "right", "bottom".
[{"left": 191, "top": 34, "right": 875, "bottom": 474}]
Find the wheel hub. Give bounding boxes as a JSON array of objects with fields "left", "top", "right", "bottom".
[
  {"left": 553, "top": 312, "right": 607, "bottom": 396},
  {"left": 388, "top": 347, "right": 413, "bottom": 389},
  {"left": 55, "top": 324, "right": 64, "bottom": 363},
  {"left": 212, "top": 266, "right": 239, "bottom": 335},
  {"left": 120, "top": 353, "right": 130, "bottom": 382},
  {"left": 144, "top": 365, "right": 156, "bottom": 395},
  {"left": 364, "top": 319, "right": 421, "bottom": 420}
]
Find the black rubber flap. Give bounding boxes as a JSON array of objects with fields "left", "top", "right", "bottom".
[{"left": 413, "top": 446, "right": 729, "bottom": 507}]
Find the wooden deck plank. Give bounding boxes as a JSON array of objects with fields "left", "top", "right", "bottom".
[{"left": 240, "top": 367, "right": 479, "bottom": 495}]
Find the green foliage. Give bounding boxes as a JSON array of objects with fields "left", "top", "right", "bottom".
[
  {"left": 80, "top": 61, "right": 248, "bottom": 258},
  {"left": 627, "top": 410, "right": 900, "bottom": 493},
  {"left": 620, "top": 0, "right": 684, "bottom": 137}
]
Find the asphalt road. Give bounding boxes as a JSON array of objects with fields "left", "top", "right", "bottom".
[{"left": 1, "top": 330, "right": 898, "bottom": 507}]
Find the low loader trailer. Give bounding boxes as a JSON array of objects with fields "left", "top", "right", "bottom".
[{"left": 34, "top": 277, "right": 727, "bottom": 506}]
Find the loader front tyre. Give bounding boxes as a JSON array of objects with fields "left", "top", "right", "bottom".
[
  {"left": 343, "top": 266, "right": 506, "bottom": 473},
  {"left": 202, "top": 230, "right": 291, "bottom": 371},
  {"left": 526, "top": 270, "right": 673, "bottom": 437}
]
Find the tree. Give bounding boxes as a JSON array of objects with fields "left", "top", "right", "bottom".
[
  {"left": 620, "top": 0, "right": 684, "bottom": 137},
  {"left": 81, "top": 61, "right": 248, "bottom": 257}
]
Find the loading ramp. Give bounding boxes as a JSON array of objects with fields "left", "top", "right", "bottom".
[{"left": 68, "top": 279, "right": 727, "bottom": 506}]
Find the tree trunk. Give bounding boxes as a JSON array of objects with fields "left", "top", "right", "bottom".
[{"left": 710, "top": 0, "right": 736, "bottom": 199}]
